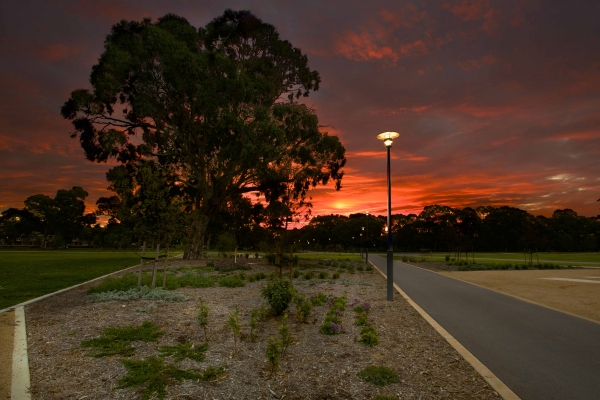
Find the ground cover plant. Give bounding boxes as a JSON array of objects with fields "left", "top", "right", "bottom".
[
  {"left": 0, "top": 250, "right": 183, "bottom": 309},
  {"left": 81, "top": 321, "right": 165, "bottom": 357},
  {"left": 26, "top": 256, "right": 499, "bottom": 399},
  {"left": 357, "top": 365, "right": 399, "bottom": 386}
]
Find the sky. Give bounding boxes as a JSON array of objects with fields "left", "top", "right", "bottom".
[{"left": 1, "top": 0, "right": 599, "bottom": 222}]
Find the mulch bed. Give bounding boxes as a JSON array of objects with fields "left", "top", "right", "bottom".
[{"left": 25, "top": 259, "right": 499, "bottom": 399}]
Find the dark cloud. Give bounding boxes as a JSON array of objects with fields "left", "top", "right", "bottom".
[{"left": 0, "top": 0, "right": 599, "bottom": 220}]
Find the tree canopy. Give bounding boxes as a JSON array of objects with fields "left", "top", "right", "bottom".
[{"left": 61, "top": 10, "right": 345, "bottom": 258}]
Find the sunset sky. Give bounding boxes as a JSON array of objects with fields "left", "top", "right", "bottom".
[{"left": 1, "top": 0, "right": 599, "bottom": 222}]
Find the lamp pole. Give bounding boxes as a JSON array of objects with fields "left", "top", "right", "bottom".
[{"left": 377, "top": 131, "right": 400, "bottom": 301}]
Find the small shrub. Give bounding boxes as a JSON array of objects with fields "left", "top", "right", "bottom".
[
  {"left": 359, "top": 325, "right": 379, "bottom": 347},
  {"left": 293, "top": 269, "right": 301, "bottom": 278},
  {"left": 353, "top": 302, "right": 371, "bottom": 314},
  {"left": 261, "top": 279, "right": 295, "bottom": 316},
  {"left": 348, "top": 266, "right": 356, "bottom": 274},
  {"left": 81, "top": 321, "right": 164, "bottom": 357},
  {"left": 218, "top": 275, "right": 246, "bottom": 288},
  {"left": 357, "top": 365, "right": 399, "bottom": 386},
  {"left": 319, "top": 321, "right": 342, "bottom": 335},
  {"left": 304, "top": 271, "right": 315, "bottom": 280},
  {"left": 310, "top": 293, "right": 328, "bottom": 306},
  {"left": 318, "top": 271, "right": 329, "bottom": 279},
  {"left": 278, "top": 313, "right": 293, "bottom": 354},
  {"left": 199, "top": 365, "right": 227, "bottom": 381},
  {"left": 259, "top": 305, "right": 270, "bottom": 321},
  {"left": 355, "top": 312, "right": 369, "bottom": 326},
  {"left": 266, "top": 335, "right": 283, "bottom": 372},
  {"left": 332, "top": 272, "right": 340, "bottom": 279},
  {"left": 249, "top": 308, "right": 259, "bottom": 341},
  {"left": 445, "top": 255, "right": 450, "bottom": 262},
  {"left": 365, "top": 265, "right": 373, "bottom": 272},
  {"left": 158, "top": 342, "right": 208, "bottom": 362},
  {"left": 293, "top": 293, "right": 312, "bottom": 323},
  {"left": 227, "top": 307, "right": 241, "bottom": 355},
  {"left": 248, "top": 275, "right": 256, "bottom": 282},
  {"left": 197, "top": 297, "right": 210, "bottom": 341},
  {"left": 118, "top": 356, "right": 201, "bottom": 400},
  {"left": 357, "top": 265, "right": 364, "bottom": 272}
]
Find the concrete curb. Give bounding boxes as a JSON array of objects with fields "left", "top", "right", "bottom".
[
  {"left": 0, "top": 254, "right": 183, "bottom": 315},
  {"left": 11, "top": 306, "right": 30, "bottom": 400},
  {"left": 370, "top": 260, "right": 521, "bottom": 400}
]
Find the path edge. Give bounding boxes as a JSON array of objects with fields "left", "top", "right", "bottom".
[
  {"left": 11, "top": 306, "right": 31, "bottom": 400},
  {"left": 370, "top": 260, "right": 521, "bottom": 400}
]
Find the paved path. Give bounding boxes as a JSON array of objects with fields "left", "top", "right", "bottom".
[{"left": 369, "top": 255, "right": 600, "bottom": 400}]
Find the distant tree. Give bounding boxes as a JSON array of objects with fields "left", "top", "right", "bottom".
[
  {"left": 23, "top": 187, "right": 96, "bottom": 247},
  {"left": 60, "top": 10, "right": 345, "bottom": 259},
  {"left": 0, "top": 208, "right": 40, "bottom": 245}
]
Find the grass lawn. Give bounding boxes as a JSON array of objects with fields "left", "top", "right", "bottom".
[
  {"left": 390, "top": 252, "right": 600, "bottom": 266},
  {"left": 0, "top": 249, "right": 181, "bottom": 310}
]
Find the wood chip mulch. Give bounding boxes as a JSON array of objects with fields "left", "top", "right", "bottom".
[{"left": 25, "top": 259, "right": 499, "bottom": 399}]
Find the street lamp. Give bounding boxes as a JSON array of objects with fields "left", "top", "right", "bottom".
[{"left": 377, "top": 131, "right": 400, "bottom": 301}]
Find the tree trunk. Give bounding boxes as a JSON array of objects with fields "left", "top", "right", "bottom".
[
  {"left": 138, "top": 241, "right": 146, "bottom": 289},
  {"left": 151, "top": 243, "right": 160, "bottom": 288},
  {"left": 185, "top": 214, "right": 211, "bottom": 259},
  {"left": 162, "top": 243, "right": 169, "bottom": 288}
]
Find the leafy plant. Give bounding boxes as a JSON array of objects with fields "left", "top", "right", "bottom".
[
  {"left": 266, "top": 335, "right": 283, "bottom": 372},
  {"left": 293, "top": 293, "right": 312, "bottom": 323},
  {"left": 318, "top": 271, "right": 329, "bottom": 279},
  {"left": 355, "top": 312, "right": 369, "bottom": 326},
  {"left": 218, "top": 275, "right": 246, "bottom": 288},
  {"left": 197, "top": 297, "right": 210, "bottom": 341},
  {"left": 227, "top": 307, "right": 241, "bottom": 355},
  {"left": 293, "top": 269, "right": 301, "bottom": 278},
  {"left": 303, "top": 271, "right": 315, "bottom": 280},
  {"left": 81, "top": 321, "right": 164, "bottom": 357},
  {"left": 249, "top": 308, "right": 259, "bottom": 341},
  {"left": 365, "top": 265, "right": 373, "bottom": 272},
  {"left": 261, "top": 279, "right": 295, "bottom": 316},
  {"left": 278, "top": 313, "right": 293, "bottom": 354},
  {"left": 199, "top": 365, "right": 227, "bottom": 381},
  {"left": 359, "top": 325, "right": 379, "bottom": 347},
  {"left": 357, "top": 365, "right": 399, "bottom": 386},
  {"left": 332, "top": 272, "right": 340, "bottom": 279},
  {"left": 158, "top": 342, "right": 208, "bottom": 362},
  {"left": 118, "top": 356, "right": 201, "bottom": 400},
  {"left": 310, "top": 293, "right": 328, "bottom": 306}
]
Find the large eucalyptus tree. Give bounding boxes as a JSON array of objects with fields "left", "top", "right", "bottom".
[{"left": 61, "top": 10, "right": 346, "bottom": 258}]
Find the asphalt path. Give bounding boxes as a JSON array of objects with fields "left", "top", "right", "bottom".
[{"left": 369, "top": 255, "right": 600, "bottom": 400}]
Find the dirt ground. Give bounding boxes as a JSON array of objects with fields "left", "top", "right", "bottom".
[
  {"left": 0, "top": 310, "right": 15, "bottom": 399},
  {"left": 24, "top": 259, "right": 498, "bottom": 399},
  {"left": 425, "top": 266, "right": 600, "bottom": 322}
]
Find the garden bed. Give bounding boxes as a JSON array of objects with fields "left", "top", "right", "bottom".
[{"left": 26, "top": 258, "right": 498, "bottom": 399}]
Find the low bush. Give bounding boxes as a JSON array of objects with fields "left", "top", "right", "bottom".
[
  {"left": 262, "top": 279, "right": 295, "bottom": 316},
  {"left": 293, "top": 293, "right": 312, "bottom": 323},
  {"left": 81, "top": 321, "right": 164, "bottom": 357},
  {"left": 158, "top": 342, "right": 208, "bottom": 362},
  {"left": 87, "top": 287, "right": 187, "bottom": 303},
  {"left": 357, "top": 365, "right": 399, "bottom": 386},
  {"left": 318, "top": 271, "right": 329, "bottom": 279},
  {"left": 359, "top": 325, "right": 379, "bottom": 347},
  {"left": 266, "top": 335, "right": 283, "bottom": 372},
  {"left": 365, "top": 265, "right": 373, "bottom": 272},
  {"left": 357, "top": 265, "right": 364, "bottom": 272},
  {"left": 293, "top": 269, "right": 300, "bottom": 278},
  {"left": 218, "top": 275, "right": 245, "bottom": 288},
  {"left": 355, "top": 312, "right": 369, "bottom": 326},
  {"left": 304, "top": 271, "right": 315, "bottom": 280},
  {"left": 310, "top": 293, "right": 328, "bottom": 306},
  {"left": 332, "top": 272, "right": 340, "bottom": 279}
]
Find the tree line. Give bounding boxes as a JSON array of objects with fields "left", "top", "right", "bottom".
[{"left": 2, "top": 188, "right": 598, "bottom": 254}]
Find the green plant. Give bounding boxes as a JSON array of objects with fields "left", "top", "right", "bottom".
[
  {"left": 311, "top": 293, "right": 328, "bottom": 306},
  {"left": 197, "top": 297, "right": 210, "bottom": 341},
  {"left": 259, "top": 305, "right": 270, "bottom": 321},
  {"left": 445, "top": 255, "right": 450, "bottom": 262},
  {"left": 118, "top": 356, "right": 201, "bottom": 400},
  {"left": 261, "top": 279, "right": 295, "bottom": 316},
  {"left": 355, "top": 312, "right": 369, "bottom": 326},
  {"left": 365, "top": 265, "right": 373, "bottom": 272},
  {"left": 357, "top": 365, "right": 399, "bottom": 386},
  {"left": 81, "top": 321, "right": 164, "bottom": 357},
  {"left": 318, "top": 271, "right": 328, "bottom": 279},
  {"left": 87, "top": 286, "right": 188, "bottom": 303},
  {"left": 266, "top": 335, "right": 283, "bottom": 372},
  {"left": 249, "top": 308, "right": 259, "bottom": 341},
  {"left": 304, "top": 271, "right": 315, "bottom": 280},
  {"left": 158, "top": 342, "right": 208, "bottom": 362},
  {"left": 293, "top": 269, "right": 300, "bottom": 278},
  {"left": 278, "top": 313, "right": 293, "bottom": 354},
  {"left": 218, "top": 275, "right": 246, "bottom": 288},
  {"left": 332, "top": 272, "right": 340, "bottom": 279},
  {"left": 359, "top": 325, "right": 379, "bottom": 347},
  {"left": 348, "top": 266, "right": 355, "bottom": 274},
  {"left": 199, "top": 365, "right": 227, "bottom": 381},
  {"left": 293, "top": 293, "right": 312, "bottom": 323},
  {"left": 227, "top": 307, "right": 241, "bottom": 355},
  {"left": 357, "top": 265, "right": 364, "bottom": 272}
]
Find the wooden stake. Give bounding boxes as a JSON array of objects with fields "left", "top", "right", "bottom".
[
  {"left": 162, "top": 243, "right": 169, "bottom": 288},
  {"left": 138, "top": 241, "right": 146, "bottom": 289},
  {"left": 151, "top": 243, "right": 160, "bottom": 288}
]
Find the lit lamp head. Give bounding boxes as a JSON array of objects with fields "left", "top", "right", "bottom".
[{"left": 377, "top": 131, "right": 400, "bottom": 147}]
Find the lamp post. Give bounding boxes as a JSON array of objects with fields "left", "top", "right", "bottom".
[{"left": 377, "top": 131, "right": 400, "bottom": 301}]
